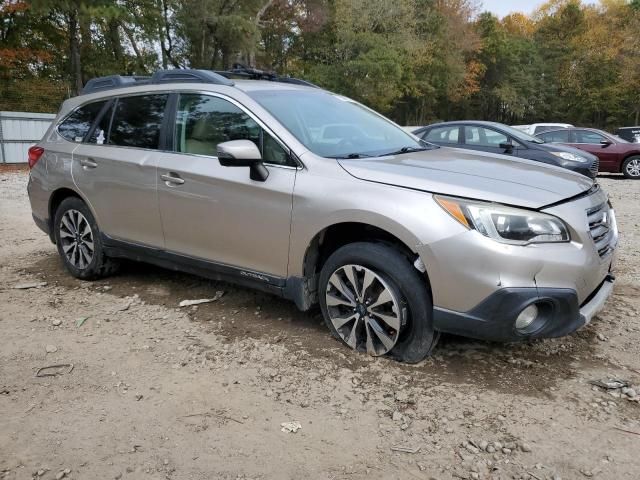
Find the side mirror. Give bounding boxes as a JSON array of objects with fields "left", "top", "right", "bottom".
[
  {"left": 217, "top": 140, "right": 269, "bottom": 182},
  {"left": 499, "top": 141, "right": 514, "bottom": 152},
  {"left": 600, "top": 139, "right": 613, "bottom": 147}
]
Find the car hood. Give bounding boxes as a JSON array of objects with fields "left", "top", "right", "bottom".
[{"left": 338, "top": 147, "right": 594, "bottom": 209}]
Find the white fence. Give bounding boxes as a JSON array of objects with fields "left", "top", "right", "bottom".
[{"left": 0, "top": 111, "right": 56, "bottom": 163}]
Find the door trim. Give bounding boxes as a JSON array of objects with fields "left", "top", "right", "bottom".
[{"left": 101, "top": 234, "right": 286, "bottom": 293}]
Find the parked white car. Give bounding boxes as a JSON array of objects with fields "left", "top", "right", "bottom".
[{"left": 512, "top": 123, "right": 573, "bottom": 136}]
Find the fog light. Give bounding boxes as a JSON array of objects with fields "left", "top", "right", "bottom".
[{"left": 515, "top": 304, "right": 538, "bottom": 330}]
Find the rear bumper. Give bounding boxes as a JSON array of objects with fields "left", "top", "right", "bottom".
[
  {"left": 433, "top": 275, "right": 615, "bottom": 342},
  {"left": 32, "top": 213, "right": 50, "bottom": 237}
]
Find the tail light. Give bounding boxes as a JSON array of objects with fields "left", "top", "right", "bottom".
[{"left": 28, "top": 146, "right": 44, "bottom": 169}]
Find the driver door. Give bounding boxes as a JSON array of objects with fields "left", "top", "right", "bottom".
[{"left": 155, "top": 92, "right": 296, "bottom": 279}]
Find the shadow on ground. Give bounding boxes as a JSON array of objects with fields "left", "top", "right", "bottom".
[{"left": 25, "top": 252, "right": 607, "bottom": 397}]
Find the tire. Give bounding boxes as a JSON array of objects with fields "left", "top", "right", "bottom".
[
  {"left": 318, "top": 242, "right": 438, "bottom": 363},
  {"left": 622, "top": 156, "right": 640, "bottom": 179},
  {"left": 53, "top": 196, "right": 119, "bottom": 280}
]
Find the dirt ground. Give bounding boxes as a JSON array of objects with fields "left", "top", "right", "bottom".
[{"left": 1, "top": 169, "right": 639, "bottom": 480}]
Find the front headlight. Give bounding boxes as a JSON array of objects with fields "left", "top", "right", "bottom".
[
  {"left": 435, "top": 196, "right": 570, "bottom": 245},
  {"left": 551, "top": 151, "right": 588, "bottom": 163}
]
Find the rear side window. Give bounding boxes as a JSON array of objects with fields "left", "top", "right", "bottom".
[
  {"left": 539, "top": 130, "right": 569, "bottom": 143},
  {"left": 109, "top": 94, "right": 168, "bottom": 149},
  {"left": 424, "top": 126, "right": 460, "bottom": 144},
  {"left": 58, "top": 101, "right": 107, "bottom": 142}
]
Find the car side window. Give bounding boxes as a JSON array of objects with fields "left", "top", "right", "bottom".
[
  {"left": 423, "top": 126, "right": 460, "bottom": 144},
  {"left": 109, "top": 94, "right": 169, "bottom": 149},
  {"left": 539, "top": 130, "right": 569, "bottom": 143},
  {"left": 86, "top": 102, "right": 114, "bottom": 144},
  {"left": 58, "top": 100, "right": 107, "bottom": 143},
  {"left": 175, "top": 93, "right": 291, "bottom": 166},
  {"left": 464, "top": 127, "right": 508, "bottom": 147},
  {"left": 575, "top": 130, "right": 606, "bottom": 144}
]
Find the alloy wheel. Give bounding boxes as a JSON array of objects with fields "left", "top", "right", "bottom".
[
  {"left": 626, "top": 158, "right": 640, "bottom": 177},
  {"left": 59, "top": 209, "right": 94, "bottom": 269},
  {"left": 325, "top": 264, "right": 403, "bottom": 356}
]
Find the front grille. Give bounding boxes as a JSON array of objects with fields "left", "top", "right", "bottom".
[
  {"left": 590, "top": 157, "right": 599, "bottom": 176},
  {"left": 587, "top": 202, "right": 614, "bottom": 257}
]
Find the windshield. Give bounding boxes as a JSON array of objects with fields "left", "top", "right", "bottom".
[
  {"left": 248, "top": 89, "right": 428, "bottom": 158},
  {"left": 491, "top": 123, "right": 545, "bottom": 144}
]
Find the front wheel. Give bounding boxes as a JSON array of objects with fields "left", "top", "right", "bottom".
[
  {"left": 318, "top": 242, "right": 438, "bottom": 363},
  {"left": 53, "top": 196, "right": 119, "bottom": 280},
  {"left": 622, "top": 156, "right": 640, "bottom": 179}
]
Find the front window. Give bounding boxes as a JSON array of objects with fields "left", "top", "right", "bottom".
[
  {"left": 489, "top": 123, "right": 544, "bottom": 144},
  {"left": 175, "top": 93, "right": 291, "bottom": 165},
  {"left": 464, "top": 126, "right": 508, "bottom": 147},
  {"left": 575, "top": 130, "right": 606, "bottom": 144},
  {"left": 247, "top": 89, "right": 428, "bottom": 158}
]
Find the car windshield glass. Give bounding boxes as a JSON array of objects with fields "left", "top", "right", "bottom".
[
  {"left": 247, "top": 89, "right": 430, "bottom": 158},
  {"left": 491, "top": 123, "right": 545, "bottom": 144}
]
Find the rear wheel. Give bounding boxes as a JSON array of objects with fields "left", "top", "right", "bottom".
[
  {"left": 622, "top": 156, "right": 640, "bottom": 179},
  {"left": 53, "top": 197, "right": 119, "bottom": 279},
  {"left": 318, "top": 242, "right": 438, "bottom": 363}
]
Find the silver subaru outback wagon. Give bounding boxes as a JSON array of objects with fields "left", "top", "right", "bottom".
[{"left": 27, "top": 69, "right": 618, "bottom": 363}]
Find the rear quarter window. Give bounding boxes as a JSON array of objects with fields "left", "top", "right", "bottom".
[{"left": 57, "top": 101, "right": 107, "bottom": 142}]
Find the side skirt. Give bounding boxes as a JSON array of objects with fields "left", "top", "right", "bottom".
[{"left": 101, "top": 235, "right": 287, "bottom": 298}]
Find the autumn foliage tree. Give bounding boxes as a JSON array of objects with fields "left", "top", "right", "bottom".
[{"left": 1, "top": 0, "right": 639, "bottom": 130}]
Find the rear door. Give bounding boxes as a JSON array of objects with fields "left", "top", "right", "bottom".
[
  {"left": 155, "top": 92, "right": 296, "bottom": 279},
  {"left": 72, "top": 93, "right": 168, "bottom": 248}
]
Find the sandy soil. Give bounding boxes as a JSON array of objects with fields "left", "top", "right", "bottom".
[{"left": 1, "top": 170, "right": 639, "bottom": 480}]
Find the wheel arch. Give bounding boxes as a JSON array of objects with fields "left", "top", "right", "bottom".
[
  {"left": 48, "top": 187, "right": 93, "bottom": 242},
  {"left": 620, "top": 153, "right": 640, "bottom": 173},
  {"left": 285, "top": 220, "right": 431, "bottom": 311}
]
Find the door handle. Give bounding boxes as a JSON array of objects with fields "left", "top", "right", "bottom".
[
  {"left": 80, "top": 158, "right": 97, "bottom": 169},
  {"left": 161, "top": 173, "right": 185, "bottom": 185}
]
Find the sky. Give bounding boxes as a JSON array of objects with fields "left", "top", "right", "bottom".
[{"left": 481, "top": 0, "right": 598, "bottom": 18}]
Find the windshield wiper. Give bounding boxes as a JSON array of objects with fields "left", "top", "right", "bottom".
[
  {"left": 383, "top": 146, "right": 428, "bottom": 156},
  {"left": 334, "top": 152, "right": 374, "bottom": 159}
]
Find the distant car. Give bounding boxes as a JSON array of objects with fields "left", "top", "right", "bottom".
[
  {"left": 413, "top": 121, "right": 598, "bottom": 178},
  {"left": 536, "top": 127, "right": 640, "bottom": 179},
  {"left": 615, "top": 126, "right": 640, "bottom": 143},
  {"left": 512, "top": 123, "right": 574, "bottom": 136}
]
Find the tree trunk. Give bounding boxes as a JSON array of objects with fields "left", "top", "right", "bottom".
[
  {"left": 68, "top": 9, "right": 82, "bottom": 95},
  {"left": 250, "top": 0, "right": 275, "bottom": 67}
]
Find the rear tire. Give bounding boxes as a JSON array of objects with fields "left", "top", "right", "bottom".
[
  {"left": 53, "top": 197, "right": 119, "bottom": 280},
  {"left": 622, "top": 156, "right": 640, "bottom": 179},
  {"left": 318, "top": 242, "right": 438, "bottom": 363}
]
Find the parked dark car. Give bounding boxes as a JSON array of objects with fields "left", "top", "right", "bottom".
[
  {"left": 536, "top": 127, "right": 640, "bottom": 179},
  {"left": 413, "top": 121, "right": 599, "bottom": 178},
  {"left": 615, "top": 126, "right": 640, "bottom": 143}
]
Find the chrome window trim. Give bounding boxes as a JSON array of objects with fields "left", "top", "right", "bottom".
[{"left": 55, "top": 88, "right": 304, "bottom": 169}]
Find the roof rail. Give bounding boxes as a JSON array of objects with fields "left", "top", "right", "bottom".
[
  {"left": 81, "top": 66, "right": 315, "bottom": 95},
  {"left": 81, "top": 69, "right": 234, "bottom": 95},
  {"left": 150, "top": 69, "right": 234, "bottom": 86},
  {"left": 82, "top": 75, "right": 150, "bottom": 94}
]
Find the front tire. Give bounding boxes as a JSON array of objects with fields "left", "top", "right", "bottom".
[
  {"left": 53, "top": 196, "right": 119, "bottom": 280},
  {"left": 318, "top": 242, "right": 438, "bottom": 363},
  {"left": 622, "top": 156, "right": 640, "bottom": 179}
]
